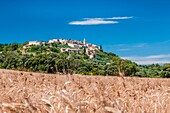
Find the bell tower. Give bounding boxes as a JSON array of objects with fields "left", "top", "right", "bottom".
[{"left": 83, "top": 38, "right": 86, "bottom": 45}]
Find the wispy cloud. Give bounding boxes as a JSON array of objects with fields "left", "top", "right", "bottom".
[
  {"left": 117, "top": 48, "right": 131, "bottom": 52},
  {"left": 69, "top": 18, "right": 118, "bottom": 25},
  {"left": 133, "top": 43, "right": 147, "bottom": 48},
  {"left": 122, "top": 54, "right": 170, "bottom": 65},
  {"left": 104, "top": 40, "right": 170, "bottom": 65},
  {"left": 145, "top": 54, "right": 170, "bottom": 59},
  {"left": 159, "top": 40, "right": 170, "bottom": 44},
  {"left": 103, "top": 43, "right": 147, "bottom": 53},
  {"left": 134, "top": 60, "right": 170, "bottom": 65},
  {"left": 69, "top": 16, "right": 133, "bottom": 25},
  {"left": 107, "top": 16, "right": 133, "bottom": 20}
]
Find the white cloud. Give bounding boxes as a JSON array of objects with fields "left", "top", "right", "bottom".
[
  {"left": 107, "top": 16, "right": 133, "bottom": 20},
  {"left": 83, "top": 16, "right": 133, "bottom": 20},
  {"left": 122, "top": 56, "right": 145, "bottom": 61},
  {"left": 145, "top": 54, "right": 170, "bottom": 59},
  {"left": 122, "top": 54, "right": 170, "bottom": 65},
  {"left": 134, "top": 60, "right": 170, "bottom": 65},
  {"left": 159, "top": 40, "right": 170, "bottom": 44},
  {"left": 69, "top": 16, "right": 133, "bottom": 25},
  {"left": 69, "top": 18, "right": 118, "bottom": 25},
  {"left": 133, "top": 43, "right": 147, "bottom": 48},
  {"left": 117, "top": 48, "right": 131, "bottom": 51}
]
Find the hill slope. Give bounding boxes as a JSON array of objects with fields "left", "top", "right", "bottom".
[
  {"left": 1, "top": 42, "right": 170, "bottom": 78},
  {"left": 0, "top": 42, "right": 138, "bottom": 76},
  {"left": 0, "top": 69, "right": 170, "bottom": 112}
]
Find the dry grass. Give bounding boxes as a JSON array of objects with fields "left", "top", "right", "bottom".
[{"left": 0, "top": 69, "right": 170, "bottom": 113}]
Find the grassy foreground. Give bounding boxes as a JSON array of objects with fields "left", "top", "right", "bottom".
[{"left": 0, "top": 69, "right": 170, "bottom": 113}]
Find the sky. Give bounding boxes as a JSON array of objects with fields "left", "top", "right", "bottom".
[{"left": 0, "top": 0, "right": 170, "bottom": 64}]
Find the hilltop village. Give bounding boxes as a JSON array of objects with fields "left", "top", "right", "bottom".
[{"left": 23, "top": 38, "right": 101, "bottom": 58}]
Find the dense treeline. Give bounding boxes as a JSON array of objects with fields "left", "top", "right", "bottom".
[
  {"left": 136, "top": 64, "right": 170, "bottom": 78},
  {"left": 0, "top": 43, "right": 170, "bottom": 77}
]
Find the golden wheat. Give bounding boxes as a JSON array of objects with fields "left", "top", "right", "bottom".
[{"left": 0, "top": 69, "right": 170, "bottom": 113}]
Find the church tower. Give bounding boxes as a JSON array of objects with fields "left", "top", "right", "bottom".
[{"left": 83, "top": 38, "right": 86, "bottom": 45}]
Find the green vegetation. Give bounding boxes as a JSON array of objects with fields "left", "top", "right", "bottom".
[
  {"left": 0, "top": 42, "right": 170, "bottom": 78},
  {"left": 136, "top": 64, "right": 170, "bottom": 78}
]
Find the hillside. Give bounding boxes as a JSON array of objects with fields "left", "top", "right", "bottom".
[
  {"left": 0, "top": 69, "right": 170, "bottom": 112},
  {"left": 0, "top": 40, "right": 138, "bottom": 76},
  {"left": 0, "top": 39, "right": 170, "bottom": 78}
]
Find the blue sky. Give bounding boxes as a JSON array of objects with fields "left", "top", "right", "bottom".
[{"left": 0, "top": 0, "right": 170, "bottom": 64}]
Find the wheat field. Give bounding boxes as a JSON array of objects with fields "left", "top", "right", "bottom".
[{"left": 0, "top": 69, "right": 170, "bottom": 113}]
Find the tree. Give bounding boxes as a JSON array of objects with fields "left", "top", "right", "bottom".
[
  {"left": 99, "top": 45, "right": 103, "bottom": 52},
  {"left": 23, "top": 41, "right": 29, "bottom": 45},
  {"left": 83, "top": 47, "right": 86, "bottom": 55},
  {"left": 113, "top": 57, "right": 138, "bottom": 76},
  {"left": 161, "top": 63, "right": 170, "bottom": 78}
]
